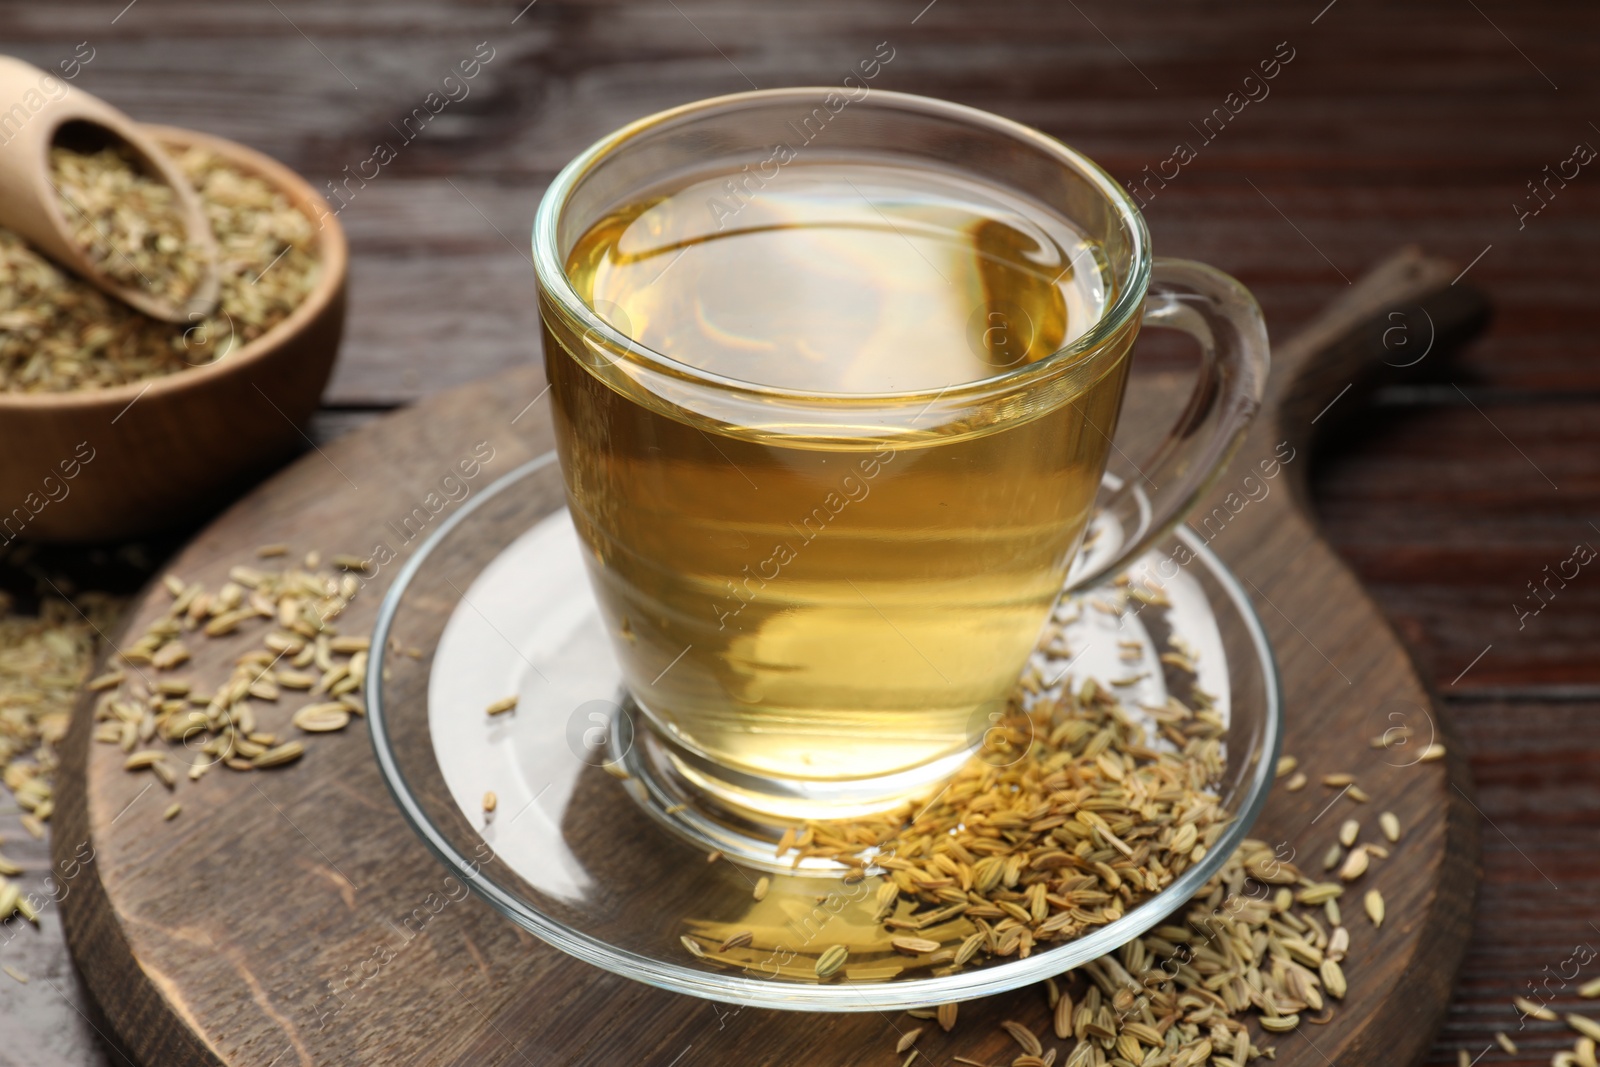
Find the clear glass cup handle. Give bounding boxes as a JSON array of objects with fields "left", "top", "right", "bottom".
[{"left": 1064, "top": 257, "right": 1271, "bottom": 593}]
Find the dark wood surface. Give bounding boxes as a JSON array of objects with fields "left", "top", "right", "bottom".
[
  {"left": 0, "top": 1, "right": 1595, "bottom": 1064},
  {"left": 53, "top": 251, "right": 1479, "bottom": 1067}
]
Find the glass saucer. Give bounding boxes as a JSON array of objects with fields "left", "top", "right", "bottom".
[{"left": 366, "top": 453, "right": 1282, "bottom": 1011}]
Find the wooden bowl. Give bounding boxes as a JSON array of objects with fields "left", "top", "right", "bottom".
[{"left": 0, "top": 124, "right": 347, "bottom": 543}]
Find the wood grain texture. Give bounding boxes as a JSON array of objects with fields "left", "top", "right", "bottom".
[
  {"left": 1, "top": 0, "right": 1597, "bottom": 1063},
  {"left": 43, "top": 251, "right": 1481, "bottom": 1066}
]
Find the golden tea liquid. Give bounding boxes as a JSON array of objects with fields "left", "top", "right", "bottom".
[{"left": 546, "top": 157, "right": 1133, "bottom": 809}]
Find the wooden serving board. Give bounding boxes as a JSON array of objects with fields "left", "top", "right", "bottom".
[{"left": 55, "top": 249, "right": 1485, "bottom": 1067}]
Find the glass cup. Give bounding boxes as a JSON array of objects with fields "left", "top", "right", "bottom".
[{"left": 533, "top": 88, "right": 1268, "bottom": 824}]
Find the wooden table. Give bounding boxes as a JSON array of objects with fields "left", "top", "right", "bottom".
[{"left": 1, "top": 1, "right": 1596, "bottom": 1063}]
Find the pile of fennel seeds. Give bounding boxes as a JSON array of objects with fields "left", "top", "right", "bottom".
[
  {"left": 682, "top": 581, "right": 1229, "bottom": 982},
  {"left": 674, "top": 579, "right": 1406, "bottom": 1065},
  {"left": 0, "top": 587, "right": 123, "bottom": 926},
  {"left": 88, "top": 547, "right": 372, "bottom": 814},
  {"left": 892, "top": 822, "right": 1369, "bottom": 1067},
  {"left": 0, "top": 544, "right": 373, "bottom": 930}
]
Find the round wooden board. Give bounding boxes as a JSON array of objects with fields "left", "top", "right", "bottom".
[{"left": 56, "top": 250, "right": 1484, "bottom": 1067}]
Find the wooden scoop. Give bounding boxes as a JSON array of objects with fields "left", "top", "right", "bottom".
[{"left": 0, "top": 55, "right": 219, "bottom": 323}]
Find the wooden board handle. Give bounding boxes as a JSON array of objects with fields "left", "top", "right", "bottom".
[{"left": 1270, "top": 247, "right": 1491, "bottom": 449}]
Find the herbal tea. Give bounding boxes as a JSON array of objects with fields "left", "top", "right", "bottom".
[
  {"left": 546, "top": 156, "right": 1134, "bottom": 810},
  {"left": 565, "top": 162, "right": 1107, "bottom": 389}
]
